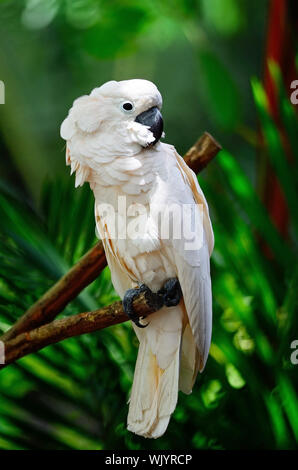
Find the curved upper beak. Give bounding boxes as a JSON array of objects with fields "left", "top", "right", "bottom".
[{"left": 135, "top": 106, "right": 163, "bottom": 146}]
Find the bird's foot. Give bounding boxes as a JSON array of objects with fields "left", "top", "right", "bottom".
[
  {"left": 123, "top": 278, "right": 182, "bottom": 328},
  {"left": 123, "top": 284, "right": 163, "bottom": 328},
  {"left": 157, "top": 278, "right": 182, "bottom": 307}
]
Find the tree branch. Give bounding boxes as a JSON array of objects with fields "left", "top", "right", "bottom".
[
  {"left": 1, "top": 241, "right": 107, "bottom": 342},
  {"left": 0, "top": 132, "right": 221, "bottom": 367},
  {"left": 183, "top": 132, "right": 221, "bottom": 174},
  {"left": 0, "top": 292, "right": 153, "bottom": 369}
]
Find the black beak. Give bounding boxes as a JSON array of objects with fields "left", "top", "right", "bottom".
[{"left": 135, "top": 106, "right": 163, "bottom": 146}]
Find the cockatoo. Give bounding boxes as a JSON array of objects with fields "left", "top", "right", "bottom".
[{"left": 60, "top": 79, "right": 214, "bottom": 439}]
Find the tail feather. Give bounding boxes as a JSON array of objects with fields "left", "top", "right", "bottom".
[
  {"left": 127, "top": 304, "right": 201, "bottom": 438},
  {"left": 179, "top": 323, "right": 201, "bottom": 395},
  {"left": 127, "top": 335, "right": 181, "bottom": 438}
]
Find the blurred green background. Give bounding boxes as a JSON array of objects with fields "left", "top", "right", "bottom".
[{"left": 0, "top": 0, "right": 297, "bottom": 450}]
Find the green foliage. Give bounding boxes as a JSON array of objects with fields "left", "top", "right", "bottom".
[
  {"left": 0, "top": 78, "right": 297, "bottom": 449},
  {"left": 198, "top": 49, "right": 242, "bottom": 130},
  {"left": 200, "top": 0, "right": 245, "bottom": 36},
  {"left": 0, "top": 0, "right": 297, "bottom": 451}
]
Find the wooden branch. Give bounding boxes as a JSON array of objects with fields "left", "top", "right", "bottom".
[
  {"left": 0, "top": 132, "right": 221, "bottom": 367},
  {"left": 0, "top": 292, "right": 153, "bottom": 369},
  {"left": 1, "top": 242, "right": 107, "bottom": 342},
  {"left": 184, "top": 132, "right": 221, "bottom": 174}
]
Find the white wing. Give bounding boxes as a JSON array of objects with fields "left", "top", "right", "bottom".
[
  {"left": 173, "top": 234, "right": 212, "bottom": 372},
  {"left": 168, "top": 147, "right": 214, "bottom": 371}
]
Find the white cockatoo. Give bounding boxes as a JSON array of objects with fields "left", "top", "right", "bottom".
[{"left": 60, "top": 79, "right": 214, "bottom": 439}]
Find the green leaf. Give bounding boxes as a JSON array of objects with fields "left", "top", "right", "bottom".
[
  {"left": 82, "top": 4, "right": 151, "bottom": 59},
  {"left": 198, "top": 49, "right": 242, "bottom": 129},
  {"left": 201, "top": 0, "right": 244, "bottom": 36},
  {"left": 252, "top": 77, "right": 298, "bottom": 233}
]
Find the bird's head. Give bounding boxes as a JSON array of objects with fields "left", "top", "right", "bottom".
[
  {"left": 61, "top": 79, "right": 163, "bottom": 161},
  {"left": 60, "top": 79, "right": 164, "bottom": 186}
]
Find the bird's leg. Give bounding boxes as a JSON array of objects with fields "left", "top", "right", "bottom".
[
  {"left": 157, "top": 278, "right": 182, "bottom": 307},
  {"left": 123, "top": 278, "right": 182, "bottom": 328},
  {"left": 123, "top": 284, "right": 163, "bottom": 328}
]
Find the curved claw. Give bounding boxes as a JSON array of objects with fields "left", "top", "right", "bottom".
[{"left": 133, "top": 316, "right": 149, "bottom": 329}]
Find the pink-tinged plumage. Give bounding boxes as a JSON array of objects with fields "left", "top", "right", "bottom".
[{"left": 60, "top": 79, "right": 213, "bottom": 438}]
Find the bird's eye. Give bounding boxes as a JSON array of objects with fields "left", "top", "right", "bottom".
[{"left": 122, "top": 101, "right": 134, "bottom": 112}]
